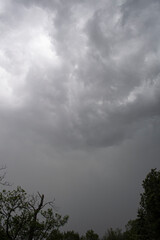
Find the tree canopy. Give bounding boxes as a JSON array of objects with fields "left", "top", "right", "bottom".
[
  {"left": 0, "top": 186, "right": 68, "bottom": 240},
  {"left": 124, "top": 168, "right": 160, "bottom": 240},
  {"left": 0, "top": 168, "right": 160, "bottom": 240}
]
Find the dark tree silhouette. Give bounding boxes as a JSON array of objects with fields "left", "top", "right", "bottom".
[{"left": 0, "top": 186, "right": 68, "bottom": 240}]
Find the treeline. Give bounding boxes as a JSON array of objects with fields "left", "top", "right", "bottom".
[{"left": 0, "top": 167, "right": 160, "bottom": 240}]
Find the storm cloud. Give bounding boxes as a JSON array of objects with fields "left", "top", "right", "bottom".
[{"left": 0, "top": 0, "right": 160, "bottom": 235}]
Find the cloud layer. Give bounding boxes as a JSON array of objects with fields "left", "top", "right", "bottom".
[{"left": 1, "top": 0, "right": 160, "bottom": 149}]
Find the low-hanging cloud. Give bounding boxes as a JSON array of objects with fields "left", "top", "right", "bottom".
[{"left": 1, "top": 0, "right": 160, "bottom": 149}]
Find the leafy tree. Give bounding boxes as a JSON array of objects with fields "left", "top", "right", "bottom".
[
  {"left": 46, "top": 229, "right": 63, "bottom": 240},
  {"left": 124, "top": 219, "right": 143, "bottom": 240},
  {"left": 137, "top": 168, "right": 160, "bottom": 239},
  {"left": 0, "top": 226, "right": 8, "bottom": 240},
  {"left": 47, "top": 230, "right": 80, "bottom": 240},
  {"left": 84, "top": 229, "right": 99, "bottom": 240},
  {"left": 124, "top": 168, "right": 160, "bottom": 240},
  {"left": 0, "top": 186, "right": 68, "bottom": 240},
  {"left": 102, "top": 228, "right": 124, "bottom": 240},
  {"left": 62, "top": 230, "right": 80, "bottom": 240}
]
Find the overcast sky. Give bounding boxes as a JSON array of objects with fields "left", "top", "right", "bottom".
[{"left": 0, "top": 0, "right": 160, "bottom": 236}]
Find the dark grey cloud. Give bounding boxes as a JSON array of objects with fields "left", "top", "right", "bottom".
[{"left": 0, "top": 0, "right": 160, "bottom": 235}]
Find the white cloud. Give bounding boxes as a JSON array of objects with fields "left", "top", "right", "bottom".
[
  {"left": 0, "top": 3, "right": 60, "bottom": 108},
  {"left": 1, "top": 0, "right": 160, "bottom": 147}
]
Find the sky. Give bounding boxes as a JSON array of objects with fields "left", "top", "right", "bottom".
[{"left": 0, "top": 0, "right": 160, "bottom": 236}]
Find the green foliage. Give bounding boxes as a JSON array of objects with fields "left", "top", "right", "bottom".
[
  {"left": 124, "top": 219, "right": 143, "bottom": 240},
  {"left": 102, "top": 228, "right": 124, "bottom": 240},
  {"left": 0, "top": 186, "right": 68, "bottom": 240},
  {"left": 47, "top": 230, "right": 80, "bottom": 240},
  {"left": 46, "top": 229, "right": 63, "bottom": 240},
  {"left": 1, "top": 168, "right": 159, "bottom": 240},
  {"left": 0, "top": 227, "right": 8, "bottom": 240},
  {"left": 63, "top": 230, "right": 80, "bottom": 240},
  {"left": 84, "top": 229, "right": 99, "bottom": 240},
  {"left": 138, "top": 168, "right": 160, "bottom": 239},
  {"left": 125, "top": 168, "right": 160, "bottom": 240}
]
